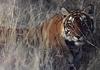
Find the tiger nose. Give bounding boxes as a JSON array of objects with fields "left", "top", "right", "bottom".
[{"left": 76, "top": 36, "right": 81, "bottom": 39}]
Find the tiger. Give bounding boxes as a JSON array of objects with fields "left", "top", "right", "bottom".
[{"left": 27, "top": 8, "right": 96, "bottom": 70}]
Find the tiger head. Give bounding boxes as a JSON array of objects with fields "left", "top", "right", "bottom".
[{"left": 61, "top": 8, "right": 94, "bottom": 46}]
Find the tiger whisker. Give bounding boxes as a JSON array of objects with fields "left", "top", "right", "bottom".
[
  {"left": 83, "top": 19, "right": 98, "bottom": 49},
  {"left": 70, "top": 21, "right": 99, "bottom": 49},
  {"left": 85, "top": 40, "right": 99, "bottom": 50},
  {"left": 74, "top": 23, "right": 99, "bottom": 50}
]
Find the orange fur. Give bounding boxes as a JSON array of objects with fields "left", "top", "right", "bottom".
[{"left": 27, "top": 14, "right": 68, "bottom": 49}]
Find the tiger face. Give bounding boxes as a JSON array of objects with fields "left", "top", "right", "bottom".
[{"left": 61, "top": 8, "right": 94, "bottom": 46}]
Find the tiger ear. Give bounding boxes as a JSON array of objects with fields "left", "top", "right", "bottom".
[
  {"left": 61, "top": 8, "right": 70, "bottom": 17},
  {"left": 83, "top": 4, "right": 95, "bottom": 18}
]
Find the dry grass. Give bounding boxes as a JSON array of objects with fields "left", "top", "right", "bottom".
[{"left": 0, "top": 0, "right": 99, "bottom": 70}]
